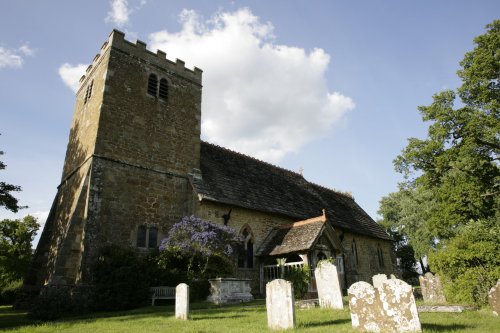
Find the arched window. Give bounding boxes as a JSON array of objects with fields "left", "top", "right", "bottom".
[
  {"left": 238, "top": 226, "right": 254, "bottom": 269},
  {"left": 159, "top": 78, "right": 168, "bottom": 100},
  {"left": 351, "top": 238, "right": 358, "bottom": 267},
  {"left": 377, "top": 244, "right": 385, "bottom": 268},
  {"left": 147, "top": 74, "right": 158, "bottom": 96}
]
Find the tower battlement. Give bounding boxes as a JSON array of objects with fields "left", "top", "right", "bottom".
[{"left": 79, "top": 29, "right": 202, "bottom": 88}]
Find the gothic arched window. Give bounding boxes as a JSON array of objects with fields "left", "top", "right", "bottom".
[
  {"left": 351, "top": 238, "right": 359, "bottom": 267},
  {"left": 238, "top": 226, "right": 254, "bottom": 269},
  {"left": 377, "top": 244, "right": 385, "bottom": 268}
]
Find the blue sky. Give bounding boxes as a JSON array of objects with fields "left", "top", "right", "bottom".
[{"left": 1, "top": 1, "right": 499, "bottom": 244}]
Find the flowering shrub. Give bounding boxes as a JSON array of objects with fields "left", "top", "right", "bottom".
[{"left": 158, "top": 216, "right": 240, "bottom": 291}]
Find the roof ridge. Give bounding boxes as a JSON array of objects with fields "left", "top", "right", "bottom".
[
  {"left": 201, "top": 140, "right": 354, "bottom": 199},
  {"left": 276, "top": 209, "right": 327, "bottom": 229},
  {"left": 201, "top": 140, "right": 303, "bottom": 178}
]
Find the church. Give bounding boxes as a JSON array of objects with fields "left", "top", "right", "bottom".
[{"left": 25, "top": 30, "right": 394, "bottom": 296}]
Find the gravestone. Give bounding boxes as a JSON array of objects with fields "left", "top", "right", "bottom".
[
  {"left": 379, "top": 279, "right": 422, "bottom": 332},
  {"left": 419, "top": 272, "right": 446, "bottom": 303},
  {"left": 390, "top": 274, "right": 397, "bottom": 279},
  {"left": 348, "top": 281, "right": 386, "bottom": 332},
  {"left": 488, "top": 279, "right": 500, "bottom": 316},
  {"left": 372, "top": 273, "right": 388, "bottom": 290},
  {"left": 175, "top": 283, "right": 189, "bottom": 320},
  {"left": 348, "top": 279, "right": 421, "bottom": 332},
  {"left": 266, "top": 279, "right": 295, "bottom": 330},
  {"left": 314, "top": 261, "right": 343, "bottom": 309}
]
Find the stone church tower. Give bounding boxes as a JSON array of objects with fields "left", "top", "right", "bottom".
[{"left": 25, "top": 30, "right": 203, "bottom": 288}]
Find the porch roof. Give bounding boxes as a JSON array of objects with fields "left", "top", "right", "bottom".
[{"left": 255, "top": 212, "right": 327, "bottom": 257}]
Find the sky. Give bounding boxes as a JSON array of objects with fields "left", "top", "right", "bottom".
[{"left": 1, "top": 1, "right": 499, "bottom": 245}]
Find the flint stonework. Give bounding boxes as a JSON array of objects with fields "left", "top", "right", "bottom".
[
  {"left": 175, "top": 283, "right": 189, "bottom": 320},
  {"left": 266, "top": 279, "right": 295, "bottom": 330},
  {"left": 315, "top": 261, "right": 343, "bottom": 309},
  {"left": 488, "top": 279, "right": 500, "bottom": 316},
  {"left": 419, "top": 272, "right": 446, "bottom": 303}
]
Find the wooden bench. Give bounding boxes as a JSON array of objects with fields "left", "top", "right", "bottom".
[{"left": 150, "top": 286, "right": 176, "bottom": 306}]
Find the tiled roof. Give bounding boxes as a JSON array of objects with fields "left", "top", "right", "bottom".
[
  {"left": 192, "top": 142, "right": 391, "bottom": 241},
  {"left": 255, "top": 213, "right": 327, "bottom": 256}
]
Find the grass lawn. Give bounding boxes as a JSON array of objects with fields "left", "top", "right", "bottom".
[{"left": 0, "top": 301, "right": 498, "bottom": 333}]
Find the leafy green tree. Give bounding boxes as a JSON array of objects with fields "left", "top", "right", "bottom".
[
  {"left": 428, "top": 216, "right": 500, "bottom": 305},
  {"left": 378, "top": 186, "right": 434, "bottom": 274},
  {"left": 0, "top": 143, "right": 24, "bottom": 213},
  {"left": 393, "top": 20, "right": 499, "bottom": 239},
  {"left": 0, "top": 215, "right": 39, "bottom": 285}
]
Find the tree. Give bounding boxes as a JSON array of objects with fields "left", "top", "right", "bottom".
[
  {"left": 378, "top": 186, "right": 434, "bottom": 274},
  {"left": 393, "top": 20, "right": 499, "bottom": 239},
  {"left": 0, "top": 142, "right": 24, "bottom": 213},
  {"left": 428, "top": 216, "right": 500, "bottom": 305},
  {"left": 0, "top": 215, "right": 39, "bottom": 285}
]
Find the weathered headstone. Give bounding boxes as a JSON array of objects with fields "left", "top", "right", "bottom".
[
  {"left": 348, "top": 279, "right": 422, "bottom": 332},
  {"left": 379, "top": 279, "right": 422, "bottom": 332},
  {"left": 348, "top": 281, "right": 386, "bottom": 332},
  {"left": 175, "top": 283, "right": 189, "bottom": 320},
  {"left": 419, "top": 272, "right": 446, "bottom": 303},
  {"left": 372, "top": 273, "right": 388, "bottom": 290},
  {"left": 488, "top": 279, "right": 500, "bottom": 316},
  {"left": 390, "top": 274, "right": 397, "bottom": 279},
  {"left": 266, "top": 279, "right": 295, "bottom": 330},
  {"left": 314, "top": 261, "right": 344, "bottom": 309}
]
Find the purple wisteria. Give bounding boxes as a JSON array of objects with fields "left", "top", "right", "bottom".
[{"left": 159, "top": 215, "right": 240, "bottom": 258}]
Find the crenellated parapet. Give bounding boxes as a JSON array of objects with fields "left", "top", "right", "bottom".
[{"left": 79, "top": 29, "right": 202, "bottom": 88}]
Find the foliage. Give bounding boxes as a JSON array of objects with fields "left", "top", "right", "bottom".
[
  {"left": 159, "top": 216, "right": 239, "bottom": 284},
  {"left": 0, "top": 141, "right": 24, "bottom": 213},
  {"left": 284, "top": 264, "right": 310, "bottom": 300},
  {"left": 428, "top": 217, "right": 500, "bottom": 305},
  {"left": 0, "top": 216, "right": 39, "bottom": 286},
  {"left": 28, "top": 287, "right": 92, "bottom": 321},
  {"left": 91, "top": 244, "right": 150, "bottom": 311},
  {"left": 0, "top": 279, "right": 22, "bottom": 305},
  {"left": 392, "top": 20, "right": 499, "bottom": 240}
]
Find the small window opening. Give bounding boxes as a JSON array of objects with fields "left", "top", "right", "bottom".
[
  {"left": 84, "top": 80, "right": 94, "bottom": 104},
  {"left": 148, "top": 227, "right": 158, "bottom": 249},
  {"left": 159, "top": 78, "right": 168, "bottom": 100},
  {"left": 137, "top": 226, "right": 147, "bottom": 247},
  {"left": 147, "top": 74, "right": 158, "bottom": 96},
  {"left": 352, "top": 239, "right": 358, "bottom": 266},
  {"left": 238, "top": 226, "right": 254, "bottom": 269},
  {"left": 377, "top": 244, "right": 385, "bottom": 268}
]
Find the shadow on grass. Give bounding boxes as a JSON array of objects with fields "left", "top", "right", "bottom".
[
  {"left": 193, "top": 314, "right": 245, "bottom": 320},
  {"left": 299, "top": 318, "right": 351, "bottom": 328},
  {"left": 422, "top": 323, "right": 471, "bottom": 331}
]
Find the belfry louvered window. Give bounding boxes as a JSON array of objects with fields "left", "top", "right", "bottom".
[
  {"left": 159, "top": 78, "right": 168, "bottom": 100},
  {"left": 84, "top": 80, "right": 94, "bottom": 104},
  {"left": 147, "top": 73, "right": 158, "bottom": 96}
]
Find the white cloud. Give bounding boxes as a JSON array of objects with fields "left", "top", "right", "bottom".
[
  {"left": 58, "top": 63, "right": 87, "bottom": 93},
  {"left": 149, "top": 8, "right": 354, "bottom": 163},
  {"left": 0, "top": 43, "right": 35, "bottom": 69},
  {"left": 105, "top": 0, "right": 130, "bottom": 27}
]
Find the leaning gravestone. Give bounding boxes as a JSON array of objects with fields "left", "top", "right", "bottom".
[
  {"left": 419, "top": 272, "right": 446, "bottom": 303},
  {"left": 175, "top": 283, "right": 189, "bottom": 320},
  {"left": 488, "top": 279, "right": 500, "bottom": 316},
  {"left": 348, "top": 279, "right": 422, "bottom": 332},
  {"left": 266, "top": 279, "right": 295, "bottom": 330},
  {"left": 372, "top": 273, "right": 388, "bottom": 290},
  {"left": 315, "top": 261, "right": 343, "bottom": 309}
]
